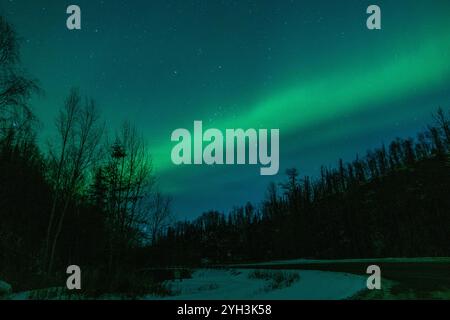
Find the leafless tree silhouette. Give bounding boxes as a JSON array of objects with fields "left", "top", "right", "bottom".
[{"left": 0, "top": 16, "right": 38, "bottom": 139}]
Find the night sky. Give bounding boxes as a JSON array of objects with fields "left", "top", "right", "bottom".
[{"left": 2, "top": 0, "right": 450, "bottom": 218}]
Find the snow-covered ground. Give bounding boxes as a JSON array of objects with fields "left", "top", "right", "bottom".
[
  {"left": 144, "top": 269, "right": 367, "bottom": 300},
  {"left": 5, "top": 257, "right": 449, "bottom": 300},
  {"left": 3, "top": 269, "right": 367, "bottom": 300},
  {"left": 3, "top": 269, "right": 365, "bottom": 300}
]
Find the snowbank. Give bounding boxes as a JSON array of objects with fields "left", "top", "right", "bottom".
[
  {"left": 5, "top": 269, "right": 367, "bottom": 300},
  {"left": 144, "top": 269, "right": 366, "bottom": 300}
]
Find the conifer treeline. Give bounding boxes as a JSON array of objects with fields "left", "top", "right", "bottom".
[{"left": 152, "top": 109, "right": 450, "bottom": 265}]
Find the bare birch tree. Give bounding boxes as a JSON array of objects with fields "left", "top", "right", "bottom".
[
  {"left": 46, "top": 89, "right": 104, "bottom": 273},
  {"left": 146, "top": 191, "right": 173, "bottom": 245}
]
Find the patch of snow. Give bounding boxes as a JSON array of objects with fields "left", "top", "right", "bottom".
[
  {"left": 0, "top": 280, "right": 12, "bottom": 296},
  {"left": 144, "top": 269, "right": 367, "bottom": 300},
  {"left": 6, "top": 291, "right": 31, "bottom": 300}
]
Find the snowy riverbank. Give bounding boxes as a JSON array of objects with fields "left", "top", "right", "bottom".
[{"left": 143, "top": 269, "right": 367, "bottom": 300}]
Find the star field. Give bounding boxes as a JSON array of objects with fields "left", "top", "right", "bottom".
[{"left": 2, "top": 0, "right": 450, "bottom": 217}]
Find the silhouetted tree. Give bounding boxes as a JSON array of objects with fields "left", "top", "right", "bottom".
[
  {"left": 0, "top": 16, "right": 38, "bottom": 139},
  {"left": 46, "top": 89, "right": 104, "bottom": 273}
]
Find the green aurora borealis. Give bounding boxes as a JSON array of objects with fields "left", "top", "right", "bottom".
[{"left": 2, "top": 0, "right": 450, "bottom": 217}]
